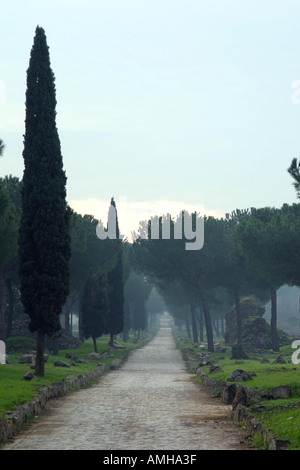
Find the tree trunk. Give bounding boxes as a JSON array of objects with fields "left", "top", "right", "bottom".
[
  {"left": 190, "top": 303, "right": 198, "bottom": 343},
  {"left": 185, "top": 315, "right": 191, "bottom": 339},
  {"left": 213, "top": 319, "right": 220, "bottom": 338},
  {"left": 122, "top": 327, "right": 130, "bottom": 342},
  {"left": 194, "top": 307, "right": 204, "bottom": 342},
  {"left": 221, "top": 318, "right": 224, "bottom": 338},
  {"left": 64, "top": 292, "right": 78, "bottom": 333},
  {"left": 0, "top": 265, "right": 7, "bottom": 341},
  {"left": 35, "top": 329, "right": 45, "bottom": 376},
  {"left": 78, "top": 304, "right": 84, "bottom": 341},
  {"left": 109, "top": 332, "right": 114, "bottom": 346},
  {"left": 198, "top": 307, "right": 204, "bottom": 342},
  {"left": 269, "top": 284, "right": 279, "bottom": 352},
  {"left": 70, "top": 310, "right": 73, "bottom": 335},
  {"left": 92, "top": 336, "right": 98, "bottom": 353},
  {"left": 198, "top": 280, "right": 214, "bottom": 352}
]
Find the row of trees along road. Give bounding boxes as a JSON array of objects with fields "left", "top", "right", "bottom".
[
  {"left": 0, "top": 167, "right": 153, "bottom": 376},
  {"left": 132, "top": 197, "right": 300, "bottom": 356},
  {"left": 2, "top": 25, "right": 300, "bottom": 373}
]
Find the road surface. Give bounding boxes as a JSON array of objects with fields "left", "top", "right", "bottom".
[{"left": 2, "top": 314, "right": 250, "bottom": 450}]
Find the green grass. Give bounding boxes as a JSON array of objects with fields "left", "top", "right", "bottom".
[
  {"left": 255, "top": 403, "right": 300, "bottom": 449},
  {"left": 174, "top": 332, "right": 300, "bottom": 450},
  {"left": 205, "top": 345, "right": 300, "bottom": 391},
  {"left": 0, "top": 333, "right": 153, "bottom": 418},
  {"left": 180, "top": 340, "right": 300, "bottom": 391}
]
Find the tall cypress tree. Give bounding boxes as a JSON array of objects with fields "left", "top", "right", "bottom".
[
  {"left": 105, "top": 198, "right": 124, "bottom": 346},
  {"left": 19, "top": 26, "right": 71, "bottom": 376}
]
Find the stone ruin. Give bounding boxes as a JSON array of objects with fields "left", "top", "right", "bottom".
[
  {"left": 224, "top": 296, "right": 291, "bottom": 353},
  {"left": 8, "top": 301, "right": 81, "bottom": 353}
]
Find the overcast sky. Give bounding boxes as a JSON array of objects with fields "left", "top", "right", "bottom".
[{"left": 1, "top": 0, "right": 300, "bottom": 237}]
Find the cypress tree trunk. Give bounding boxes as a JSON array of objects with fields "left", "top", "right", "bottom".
[
  {"left": 92, "top": 337, "right": 98, "bottom": 353},
  {"left": 35, "top": 330, "right": 45, "bottom": 377}
]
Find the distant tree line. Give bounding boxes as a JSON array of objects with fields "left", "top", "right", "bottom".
[{"left": 132, "top": 187, "right": 300, "bottom": 357}]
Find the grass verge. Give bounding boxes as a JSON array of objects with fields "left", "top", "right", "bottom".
[{"left": 0, "top": 332, "right": 155, "bottom": 420}]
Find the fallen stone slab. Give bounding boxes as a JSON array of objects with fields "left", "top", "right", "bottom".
[
  {"left": 86, "top": 352, "right": 102, "bottom": 360},
  {"left": 19, "top": 354, "right": 35, "bottom": 364},
  {"left": 22, "top": 371, "right": 38, "bottom": 381},
  {"left": 54, "top": 360, "right": 70, "bottom": 368},
  {"left": 229, "top": 369, "right": 253, "bottom": 382}
]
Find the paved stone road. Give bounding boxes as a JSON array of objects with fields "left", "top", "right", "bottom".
[{"left": 3, "top": 314, "right": 250, "bottom": 450}]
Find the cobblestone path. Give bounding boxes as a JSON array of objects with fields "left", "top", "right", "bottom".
[{"left": 3, "top": 315, "right": 250, "bottom": 450}]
